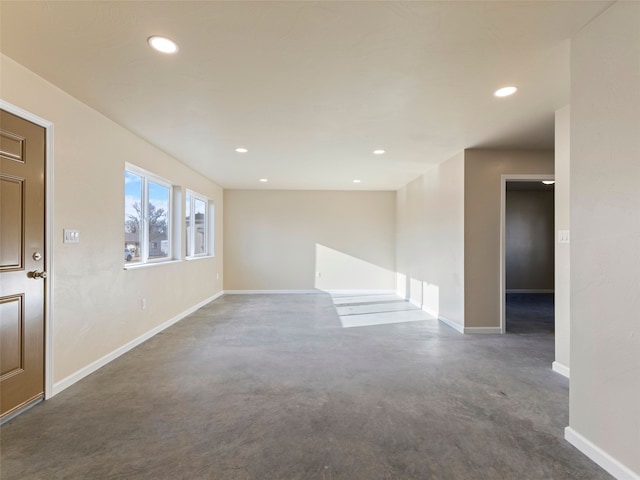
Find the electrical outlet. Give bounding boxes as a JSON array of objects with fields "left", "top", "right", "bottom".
[{"left": 141, "top": 298, "right": 147, "bottom": 310}]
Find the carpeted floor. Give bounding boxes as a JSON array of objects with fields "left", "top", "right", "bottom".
[{"left": 0, "top": 293, "right": 609, "bottom": 479}]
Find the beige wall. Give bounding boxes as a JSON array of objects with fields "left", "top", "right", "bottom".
[
  {"left": 0, "top": 54, "right": 224, "bottom": 386},
  {"left": 569, "top": 2, "right": 640, "bottom": 476},
  {"left": 395, "top": 152, "right": 465, "bottom": 328},
  {"left": 223, "top": 190, "right": 395, "bottom": 291},
  {"left": 464, "top": 150, "right": 554, "bottom": 328},
  {"left": 505, "top": 190, "right": 554, "bottom": 290},
  {"left": 554, "top": 106, "right": 570, "bottom": 374}
]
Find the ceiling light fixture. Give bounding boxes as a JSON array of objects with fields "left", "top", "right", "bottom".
[
  {"left": 235, "top": 147, "right": 248, "bottom": 153},
  {"left": 147, "top": 36, "right": 179, "bottom": 54},
  {"left": 259, "top": 178, "right": 268, "bottom": 182},
  {"left": 373, "top": 149, "right": 385, "bottom": 155},
  {"left": 353, "top": 179, "right": 361, "bottom": 184},
  {"left": 494, "top": 86, "right": 518, "bottom": 97},
  {"left": 542, "top": 180, "right": 555, "bottom": 185}
]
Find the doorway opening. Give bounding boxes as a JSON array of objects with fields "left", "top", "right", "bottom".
[{"left": 500, "top": 175, "right": 555, "bottom": 335}]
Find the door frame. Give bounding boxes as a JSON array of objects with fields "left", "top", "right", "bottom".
[
  {"left": 1, "top": 99, "right": 55, "bottom": 399},
  {"left": 499, "top": 173, "right": 555, "bottom": 334}
]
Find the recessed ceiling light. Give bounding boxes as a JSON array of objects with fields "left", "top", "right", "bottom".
[
  {"left": 259, "top": 178, "right": 268, "bottom": 182},
  {"left": 373, "top": 149, "right": 385, "bottom": 155},
  {"left": 148, "top": 36, "right": 179, "bottom": 54},
  {"left": 542, "top": 180, "right": 555, "bottom": 185},
  {"left": 494, "top": 86, "right": 518, "bottom": 97},
  {"left": 353, "top": 179, "right": 361, "bottom": 184},
  {"left": 235, "top": 147, "right": 248, "bottom": 153}
]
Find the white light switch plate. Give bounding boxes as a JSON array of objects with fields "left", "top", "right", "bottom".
[
  {"left": 558, "top": 230, "right": 570, "bottom": 244},
  {"left": 63, "top": 229, "right": 80, "bottom": 243}
]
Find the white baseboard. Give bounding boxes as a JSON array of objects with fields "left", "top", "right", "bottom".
[
  {"left": 505, "top": 289, "right": 555, "bottom": 293},
  {"left": 223, "top": 289, "right": 319, "bottom": 294},
  {"left": 51, "top": 291, "right": 224, "bottom": 397},
  {"left": 225, "top": 289, "right": 397, "bottom": 295},
  {"left": 552, "top": 361, "right": 570, "bottom": 378},
  {"left": 422, "top": 303, "right": 501, "bottom": 334},
  {"left": 436, "top": 315, "right": 465, "bottom": 334},
  {"left": 321, "top": 289, "right": 397, "bottom": 295},
  {"left": 420, "top": 304, "right": 434, "bottom": 316},
  {"left": 463, "top": 326, "right": 502, "bottom": 334},
  {"left": 408, "top": 298, "right": 422, "bottom": 308},
  {"left": 418, "top": 304, "right": 464, "bottom": 334},
  {"left": 565, "top": 427, "right": 640, "bottom": 480}
]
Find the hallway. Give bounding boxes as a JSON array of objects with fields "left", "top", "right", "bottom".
[
  {"left": 0, "top": 294, "right": 609, "bottom": 479},
  {"left": 506, "top": 293, "right": 555, "bottom": 335}
]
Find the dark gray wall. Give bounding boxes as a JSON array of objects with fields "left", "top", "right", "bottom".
[{"left": 505, "top": 190, "right": 554, "bottom": 290}]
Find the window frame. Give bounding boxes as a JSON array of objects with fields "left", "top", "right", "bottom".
[
  {"left": 185, "top": 189, "right": 213, "bottom": 259},
  {"left": 124, "top": 163, "right": 176, "bottom": 267}
]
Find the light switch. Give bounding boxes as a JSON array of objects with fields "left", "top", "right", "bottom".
[
  {"left": 63, "top": 229, "right": 80, "bottom": 243},
  {"left": 558, "top": 230, "right": 570, "bottom": 244}
]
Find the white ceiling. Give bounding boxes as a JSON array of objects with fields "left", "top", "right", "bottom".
[{"left": 0, "top": 1, "right": 611, "bottom": 190}]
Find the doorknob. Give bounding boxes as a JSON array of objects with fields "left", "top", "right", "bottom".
[{"left": 30, "top": 270, "right": 48, "bottom": 279}]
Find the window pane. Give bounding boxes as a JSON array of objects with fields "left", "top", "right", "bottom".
[
  {"left": 185, "top": 194, "right": 191, "bottom": 257},
  {"left": 194, "top": 198, "right": 206, "bottom": 255},
  {"left": 148, "top": 181, "right": 170, "bottom": 260},
  {"left": 124, "top": 171, "right": 142, "bottom": 263}
]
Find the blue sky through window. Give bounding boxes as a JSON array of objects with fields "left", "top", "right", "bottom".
[{"left": 124, "top": 171, "right": 142, "bottom": 220}]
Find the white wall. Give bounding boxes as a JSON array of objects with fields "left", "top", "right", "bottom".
[
  {"left": 395, "top": 152, "right": 465, "bottom": 328},
  {"left": 223, "top": 190, "right": 396, "bottom": 291},
  {"left": 505, "top": 190, "right": 555, "bottom": 291},
  {"left": 554, "top": 105, "right": 570, "bottom": 375},
  {"left": 568, "top": 2, "right": 640, "bottom": 478},
  {"left": 0, "top": 54, "right": 224, "bottom": 388}
]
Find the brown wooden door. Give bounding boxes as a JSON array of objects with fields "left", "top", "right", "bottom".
[{"left": 0, "top": 109, "right": 46, "bottom": 420}]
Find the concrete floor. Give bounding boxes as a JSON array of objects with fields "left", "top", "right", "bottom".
[{"left": 0, "top": 293, "right": 610, "bottom": 479}]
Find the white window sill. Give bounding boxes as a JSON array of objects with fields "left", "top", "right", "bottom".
[
  {"left": 124, "top": 259, "right": 181, "bottom": 270},
  {"left": 185, "top": 255, "right": 214, "bottom": 262}
]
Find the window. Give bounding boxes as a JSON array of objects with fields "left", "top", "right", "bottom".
[
  {"left": 185, "top": 190, "right": 211, "bottom": 258},
  {"left": 124, "top": 165, "right": 174, "bottom": 265}
]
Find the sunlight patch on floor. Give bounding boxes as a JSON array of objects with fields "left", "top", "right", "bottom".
[{"left": 330, "top": 293, "right": 436, "bottom": 328}]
